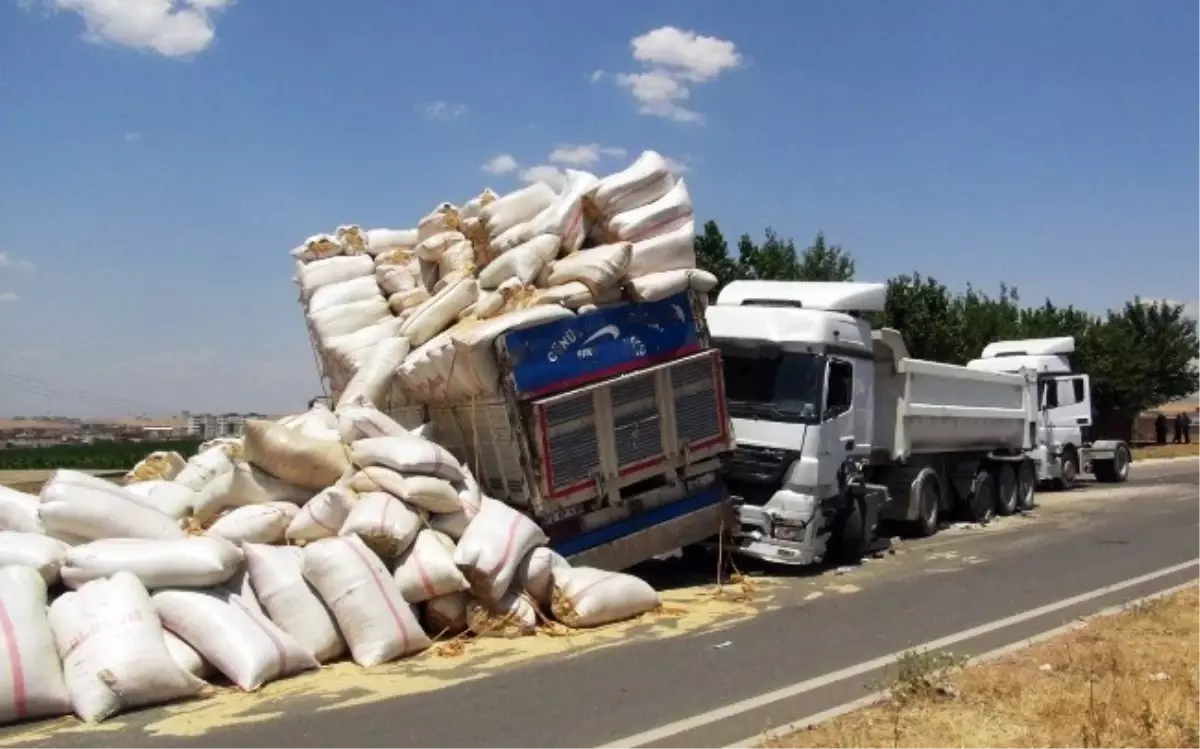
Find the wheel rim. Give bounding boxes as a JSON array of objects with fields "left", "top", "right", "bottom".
[
  {"left": 1018, "top": 461, "right": 1036, "bottom": 509},
  {"left": 997, "top": 465, "right": 1018, "bottom": 514},
  {"left": 922, "top": 479, "right": 939, "bottom": 528},
  {"left": 972, "top": 475, "right": 995, "bottom": 523},
  {"left": 1062, "top": 455, "right": 1078, "bottom": 486},
  {"left": 1115, "top": 447, "right": 1130, "bottom": 479}
]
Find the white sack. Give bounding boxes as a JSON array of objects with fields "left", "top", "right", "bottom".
[
  {"left": 430, "top": 510, "right": 469, "bottom": 540},
  {"left": 335, "top": 337, "right": 409, "bottom": 411},
  {"left": 377, "top": 263, "right": 419, "bottom": 295},
  {"left": 0, "top": 532, "right": 68, "bottom": 585},
  {"left": 307, "top": 275, "right": 383, "bottom": 315},
  {"left": 335, "top": 225, "right": 368, "bottom": 255},
  {"left": 453, "top": 498, "right": 548, "bottom": 603},
  {"left": 297, "top": 254, "right": 374, "bottom": 299},
  {"left": 393, "top": 530, "right": 468, "bottom": 604},
  {"left": 338, "top": 492, "right": 421, "bottom": 559},
  {"left": 366, "top": 228, "right": 418, "bottom": 256},
  {"left": 125, "top": 451, "right": 188, "bottom": 483},
  {"left": 302, "top": 536, "right": 431, "bottom": 667},
  {"left": 586, "top": 150, "right": 675, "bottom": 216},
  {"left": 278, "top": 401, "right": 339, "bottom": 436},
  {"left": 627, "top": 267, "right": 716, "bottom": 302},
  {"left": 516, "top": 547, "right": 570, "bottom": 608},
  {"left": 61, "top": 537, "right": 242, "bottom": 590},
  {"left": 0, "top": 486, "right": 42, "bottom": 533},
  {"left": 529, "top": 281, "right": 610, "bottom": 309},
  {"left": 466, "top": 592, "right": 537, "bottom": 638},
  {"left": 308, "top": 297, "right": 391, "bottom": 341},
  {"left": 52, "top": 573, "right": 202, "bottom": 722},
  {"left": 153, "top": 587, "right": 318, "bottom": 692},
  {"left": 550, "top": 566, "right": 660, "bottom": 628},
  {"left": 445, "top": 306, "right": 575, "bottom": 397},
  {"left": 532, "top": 169, "right": 599, "bottom": 252},
  {"left": 221, "top": 566, "right": 264, "bottom": 617},
  {"left": 425, "top": 591, "right": 468, "bottom": 636},
  {"left": 480, "top": 183, "right": 558, "bottom": 240},
  {"left": 336, "top": 404, "right": 408, "bottom": 443},
  {"left": 460, "top": 189, "right": 498, "bottom": 220},
  {"left": 287, "top": 485, "right": 356, "bottom": 543},
  {"left": 438, "top": 239, "right": 475, "bottom": 279},
  {"left": 206, "top": 502, "right": 299, "bottom": 545},
  {"left": 39, "top": 471, "right": 185, "bottom": 542},
  {"left": 325, "top": 317, "right": 407, "bottom": 372},
  {"left": 627, "top": 219, "right": 698, "bottom": 278},
  {"left": 398, "top": 277, "right": 478, "bottom": 348},
  {"left": 174, "top": 445, "right": 237, "bottom": 492},
  {"left": 290, "top": 233, "right": 343, "bottom": 263},
  {"left": 545, "top": 242, "right": 632, "bottom": 293},
  {"left": 349, "top": 468, "right": 461, "bottom": 515},
  {"left": 243, "top": 418, "right": 351, "bottom": 491},
  {"left": 192, "top": 461, "right": 311, "bottom": 525},
  {"left": 0, "top": 566, "right": 69, "bottom": 726},
  {"left": 388, "top": 287, "right": 430, "bottom": 314},
  {"left": 606, "top": 178, "right": 692, "bottom": 242},
  {"left": 478, "top": 234, "right": 561, "bottom": 289},
  {"left": 350, "top": 434, "right": 465, "bottom": 483},
  {"left": 122, "top": 480, "right": 195, "bottom": 520},
  {"left": 417, "top": 203, "right": 460, "bottom": 243},
  {"left": 163, "top": 630, "right": 211, "bottom": 681},
  {"left": 243, "top": 544, "right": 345, "bottom": 663},
  {"left": 486, "top": 219, "right": 537, "bottom": 258},
  {"left": 415, "top": 231, "right": 466, "bottom": 262}
]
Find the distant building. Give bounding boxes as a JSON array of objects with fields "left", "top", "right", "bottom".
[{"left": 183, "top": 412, "right": 267, "bottom": 441}]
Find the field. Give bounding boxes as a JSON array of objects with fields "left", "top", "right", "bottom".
[
  {"left": 1133, "top": 442, "right": 1200, "bottom": 460},
  {"left": 0, "top": 440, "right": 200, "bottom": 472},
  {"left": 764, "top": 585, "right": 1200, "bottom": 748}
]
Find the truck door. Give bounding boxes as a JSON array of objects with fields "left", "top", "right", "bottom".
[
  {"left": 1043, "top": 375, "right": 1092, "bottom": 428},
  {"left": 819, "top": 357, "right": 857, "bottom": 491}
]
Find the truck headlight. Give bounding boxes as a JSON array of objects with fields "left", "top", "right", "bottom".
[{"left": 772, "top": 520, "right": 807, "bottom": 541}]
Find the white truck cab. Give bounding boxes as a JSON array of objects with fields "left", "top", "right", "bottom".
[
  {"left": 708, "top": 281, "right": 1040, "bottom": 567},
  {"left": 967, "top": 337, "right": 1131, "bottom": 487}
]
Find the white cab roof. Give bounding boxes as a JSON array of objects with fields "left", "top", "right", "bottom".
[
  {"left": 979, "top": 336, "right": 1075, "bottom": 359},
  {"left": 706, "top": 305, "right": 873, "bottom": 353},
  {"left": 715, "top": 281, "right": 887, "bottom": 312}
]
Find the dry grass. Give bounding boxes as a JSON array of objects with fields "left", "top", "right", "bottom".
[
  {"left": 1133, "top": 443, "right": 1200, "bottom": 460},
  {"left": 766, "top": 585, "right": 1199, "bottom": 748}
]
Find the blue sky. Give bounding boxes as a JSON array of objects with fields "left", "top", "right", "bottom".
[{"left": 0, "top": 0, "right": 1195, "bottom": 417}]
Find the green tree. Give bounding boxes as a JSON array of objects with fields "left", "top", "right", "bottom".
[
  {"left": 795, "top": 231, "right": 856, "bottom": 282},
  {"left": 873, "top": 273, "right": 964, "bottom": 363},
  {"left": 693, "top": 220, "right": 738, "bottom": 291}
]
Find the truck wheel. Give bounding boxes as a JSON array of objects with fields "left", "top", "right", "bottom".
[
  {"left": 829, "top": 497, "right": 868, "bottom": 564},
  {"left": 1017, "top": 460, "right": 1037, "bottom": 511},
  {"left": 1054, "top": 447, "right": 1079, "bottom": 490},
  {"left": 995, "top": 463, "right": 1018, "bottom": 516},
  {"left": 1093, "top": 444, "right": 1131, "bottom": 484},
  {"left": 961, "top": 467, "right": 996, "bottom": 524},
  {"left": 910, "top": 469, "right": 941, "bottom": 538}
]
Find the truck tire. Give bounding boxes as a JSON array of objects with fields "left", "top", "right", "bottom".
[
  {"left": 829, "top": 497, "right": 868, "bottom": 564},
  {"left": 1093, "top": 444, "right": 1131, "bottom": 484},
  {"left": 1054, "top": 447, "right": 1079, "bottom": 491},
  {"left": 960, "top": 467, "right": 996, "bottom": 524},
  {"left": 1017, "top": 459, "right": 1037, "bottom": 511},
  {"left": 995, "top": 463, "right": 1018, "bottom": 516},
  {"left": 909, "top": 468, "right": 941, "bottom": 538}
]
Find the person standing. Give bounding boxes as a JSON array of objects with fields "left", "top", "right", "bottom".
[
  {"left": 1155, "top": 412, "right": 1169, "bottom": 445},
  {"left": 1178, "top": 411, "right": 1193, "bottom": 445}
]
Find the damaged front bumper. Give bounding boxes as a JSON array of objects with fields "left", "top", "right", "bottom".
[{"left": 728, "top": 495, "right": 825, "bottom": 566}]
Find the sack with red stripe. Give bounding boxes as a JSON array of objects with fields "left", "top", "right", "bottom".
[
  {"left": 550, "top": 566, "right": 659, "bottom": 629},
  {"left": 0, "top": 566, "right": 70, "bottom": 726},
  {"left": 302, "top": 536, "right": 430, "bottom": 667},
  {"left": 243, "top": 544, "right": 345, "bottom": 663},
  {"left": 286, "top": 485, "right": 356, "bottom": 543},
  {"left": 338, "top": 492, "right": 422, "bottom": 559},
  {"left": 152, "top": 586, "right": 318, "bottom": 692},
  {"left": 452, "top": 497, "right": 548, "bottom": 604},
  {"left": 51, "top": 572, "right": 203, "bottom": 722},
  {"left": 604, "top": 178, "right": 692, "bottom": 244},
  {"left": 393, "top": 530, "right": 468, "bottom": 604}
]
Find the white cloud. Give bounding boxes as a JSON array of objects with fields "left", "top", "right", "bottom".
[
  {"left": 44, "top": 0, "right": 235, "bottom": 58},
  {"left": 482, "top": 153, "right": 519, "bottom": 175},
  {"left": 0, "top": 252, "right": 34, "bottom": 272},
  {"left": 123, "top": 131, "right": 142, "bottom": 143},
  {"left": 423, "top": 101, "right": 467, "bottom": 120},
  {"left": 630, "top": 26, "right": 742, "bottom": 82},
  {"left": 548, "top": 143, "right": 627, "bottom": 167},
  {"left": 612, "top": 26, "right": 741, "bottom": 124},
  {"left": 616, "top": 69, "right": 702, "bottom": 123},
  {"left": 0, "top": 292, "right": 19, "bottom": 304},
  {"left": 590, "top": 69, "right": 605, "bottom": 83},
  {"left": 521, "top": 165, "right": 568, "bottom": 191}
]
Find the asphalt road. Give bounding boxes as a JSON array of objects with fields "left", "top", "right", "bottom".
[{"left": 3, "top": 460, "right": 1196, "bottom": 748}]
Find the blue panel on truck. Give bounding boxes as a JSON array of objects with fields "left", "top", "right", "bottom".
[
  {"left": 498, "top": 291, "right": 705, "bottom": 399},
  {"left": 551, "top": 483, "right": 727, "bottom": 558}
]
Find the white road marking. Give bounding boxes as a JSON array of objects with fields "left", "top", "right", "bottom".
[
  {"left": 598, "top": 559, "right": 1199, "bottom": 748},
  {"left": 727, "top": 578, "right": 1200, "bottom": 748}
]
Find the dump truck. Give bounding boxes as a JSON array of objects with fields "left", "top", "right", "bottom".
[
  {"left": 967, "top": 336, "right": 1131, "bottom": 487},
  {"left": 705, "top": 281, "right": 1041, "bottom": 567}
]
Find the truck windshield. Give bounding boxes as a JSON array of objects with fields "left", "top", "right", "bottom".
[{"left": 716, "top": 343, "right": 824, "bottom": 424}]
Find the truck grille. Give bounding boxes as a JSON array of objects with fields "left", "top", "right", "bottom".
[{"left": 726, "top": 444, "right": 797, "bottom": 485}]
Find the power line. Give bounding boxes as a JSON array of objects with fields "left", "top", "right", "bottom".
[{"left": 0, "top": 369, "right": 171, "bottom": 415}]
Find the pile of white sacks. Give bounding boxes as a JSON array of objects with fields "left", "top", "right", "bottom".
[
  {"left": 0, "top": 401, "right": 662, "bottom": 726},
  {"left": 294, "top": 150, "right": 717, "bottom": 406}
]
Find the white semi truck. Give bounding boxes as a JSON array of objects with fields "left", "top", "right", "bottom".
[
  {"left": 967, "top": 336, "right": 1131, "bottom": 488},
  {"left": 706, "top": 281, "right": 1041, "bottom": 567}
]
